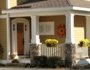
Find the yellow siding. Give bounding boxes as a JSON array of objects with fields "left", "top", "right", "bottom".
[
  {"left": 0, "top": 0, "right": 6, "bottom": 10},
  {"left": 9, "top": 0, "right": 17, "bottom": 8},
  {"left": 40, "top": 15, "right": 86, "bottom": 44},
  {"left": 74, "top": 16, "right": 86, "bottom": 44},
  {"left": 0, "top": 19, "right": 7, "bottom": 59},
  {"left": 74, "top": 27, "right": 84, "bottom": 44},
  {"left": 39, "top": 15, "right": 66, "bottom": 43}
]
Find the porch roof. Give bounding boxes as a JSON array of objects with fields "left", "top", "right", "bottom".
[
  {"left": 12, "top": 0, "right": 90, "bottom": 9},
  {"left": 1, "top": 0, "right": 90, "bottom": 16}
]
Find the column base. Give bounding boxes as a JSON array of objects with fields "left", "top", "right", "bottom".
[
  {"left": 64, "top": 43, "right": 75, "bottom": 67},
  {"left": 30, "top": 43, "right": 40, "bottom": 58}
]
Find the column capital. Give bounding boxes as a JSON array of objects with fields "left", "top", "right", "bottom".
[
  {"left": 65, "top": 13, "right": 75, "bottom": 17},
  {"left": 30, "top": 15, "right": 39, "bottom": 18}
]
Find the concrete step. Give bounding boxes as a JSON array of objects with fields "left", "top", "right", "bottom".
[{"left": 0, "top": 59, "right": 31, "bottom": 67}]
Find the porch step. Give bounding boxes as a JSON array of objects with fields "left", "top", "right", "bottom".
[
  {"left": 19, "top": 58, "right": 30, "bottom": 64},
  {"left": 0, "top": 60, "right": 11, "bottom": 65},
  {"left": 19, "top": 55, "right": 30, "bottom": 59},
  {"left": 0, "top": 59, "right": 31, "bottom": 67}
]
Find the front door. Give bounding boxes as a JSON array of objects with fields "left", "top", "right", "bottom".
[
  {"left": 17, "top": 23, "right": 24, "bottom": 55},
  {"left": 12, "top": 18, "right": 30, "bottom": 56}
]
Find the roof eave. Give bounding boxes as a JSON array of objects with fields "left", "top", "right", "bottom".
[
  {"left": 2, "top": 6, "right": 73, "bottom": 14},
  {"left": 2, "top": 6, "right": 90, "bottom": 15},
  {"left": 73, "top": 6, "right": 90, "bottom": 12}
]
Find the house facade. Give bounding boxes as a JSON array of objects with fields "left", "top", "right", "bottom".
[{"left": 0, "top": 0, "right": 90, "bottom": 61}]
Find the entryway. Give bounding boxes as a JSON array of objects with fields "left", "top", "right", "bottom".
[{"left": 11, "top": 18, "right": 30, "bottom": 56}]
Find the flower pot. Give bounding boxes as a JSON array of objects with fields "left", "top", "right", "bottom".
[{"left": 46, "top": 43, "right": 57, "bottom": 47}]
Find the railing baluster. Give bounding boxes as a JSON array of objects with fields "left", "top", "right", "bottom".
[{"left": 39, "top": 44, "right": 64, "bottom": 59}]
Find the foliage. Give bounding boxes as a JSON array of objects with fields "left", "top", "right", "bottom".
[
  {"left": 30, "top": 56, "right": 64, "bottom": 68},
  {"left": 78, "top": 39, "right": 90, "bottom": 47},
  {"left": 47, "top": 56, "right": 64, "bottom": 68},
  {"left": 45, "top": 39, "right": 59, "bottom": 47},
  {"left": 30, "top": 56, "right": 47, "bottom": 67}
]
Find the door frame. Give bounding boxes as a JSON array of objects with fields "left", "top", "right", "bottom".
[{"left": 11, "top": 18, "right": 30, "bottom": 55}]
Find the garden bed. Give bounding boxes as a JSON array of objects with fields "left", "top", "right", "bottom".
[{"left": 30, "top": 56, "right": 65, "bottom": 68}]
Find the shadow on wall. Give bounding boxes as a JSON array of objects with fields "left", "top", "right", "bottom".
[
  {"left": 18, "top": 0, "right": 47, "bottom": 5},
  {"left": 0, "top": 43, "right": 3, "bottom": 59}
]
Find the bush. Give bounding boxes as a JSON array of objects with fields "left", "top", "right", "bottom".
[
  {"left": 30, "top": 56, "right": 64, "bottom": 68},
  {"left": 30, "top": 56, "right": 47, "bottom": 67},
  {"left": 47, "top": 56, "right": 64, "bottom": 68}
]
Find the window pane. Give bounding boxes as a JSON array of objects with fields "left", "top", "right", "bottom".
[{"left": 39, "top": 22, "right": 54, "bottom": 35}]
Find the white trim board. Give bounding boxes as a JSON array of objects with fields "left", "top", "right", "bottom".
[
  {"left": 2, "top": 7, "right": 72, "bottom": 14},
  {"left": 2, "top": 6, "right": 90, "bottom": 15}
]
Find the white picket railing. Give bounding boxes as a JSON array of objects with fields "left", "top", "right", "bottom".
[
  {"left": 39, "top": 44, "right": 65, "bottom": 59},
  {"left": 75, "top": 44, "right": 89, "bottom": 59}
]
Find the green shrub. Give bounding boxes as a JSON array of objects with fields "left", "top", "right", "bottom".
[
  {"left": 30, "top": 56, "right": 47, "bottom": 67},
  {"left": 30, "top": 56, "right": 64, "bottom": 68},
  {"left": 47, "top": 56, "right": 64, "bottom": 68}
]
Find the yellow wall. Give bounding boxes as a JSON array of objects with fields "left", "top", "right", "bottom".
[
  {"left": 0, "top": 19, "right": 7, "bottom": 59},
  {"left": 74, "top": 15, "right": 86, "bottom": 44},
  {"left": 39, "top": 15, "right": 66, "bottom": 43},
  {"left": 0, "top": 0, "right": 18, "bottom": 10},
  {"left": 9, "top": 0, "right": 17, "bottom": 8},
  {"left": 39, "top": 15, "right": 86, "bottom": 44},
  {"left": 0, "top": 0, "right": 6, "bottom": 10}
]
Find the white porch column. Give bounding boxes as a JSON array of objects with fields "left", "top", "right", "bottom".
[
  {"left": 31, "top": 16, "right": 40, "bottom": 44},
  {"left": 66, "top": 13, "right": 75, "bottom": 43},
  {"left": 6, "top": 14, "right": 10, "bottom": 60}
]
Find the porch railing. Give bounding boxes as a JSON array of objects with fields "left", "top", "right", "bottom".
[
  {"left": 39, "top": 44, "right": 65, "bottom": 59},
  {"left": 29, "top": 43, "right": 89, "bottom": 66}
]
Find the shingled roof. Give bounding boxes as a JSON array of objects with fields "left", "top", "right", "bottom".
[{"left": 12, "top": 0, "right": 90, "bottom": 9}]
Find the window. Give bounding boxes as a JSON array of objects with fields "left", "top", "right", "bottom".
[{"left": 39, "top": 22, "right": 54, "bottom": 35}]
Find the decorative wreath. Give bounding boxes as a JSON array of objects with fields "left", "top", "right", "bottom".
[{"left": 56, "top": 24, "right": 66, "bottom": 38}]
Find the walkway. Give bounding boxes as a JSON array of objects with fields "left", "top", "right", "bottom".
[{"left": 0, "top": 68, "right": 69, "bottom": 70}]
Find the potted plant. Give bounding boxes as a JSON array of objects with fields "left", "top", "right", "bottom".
[
  {"left": 78, "top": 39, "right": 90, "bottom": 47},
  {"left": 10, "top": 53, "right": 19, "bottom": 63},
  {"left": 45, "top": 39, "right": 58, "bottom": 47},
  {"left": 78, "top": 39, "right": 90, "bottom": 58}
]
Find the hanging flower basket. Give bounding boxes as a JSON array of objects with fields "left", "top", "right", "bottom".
[{"left": 45, "top": 39, "right": 58, "bottom": 47}]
